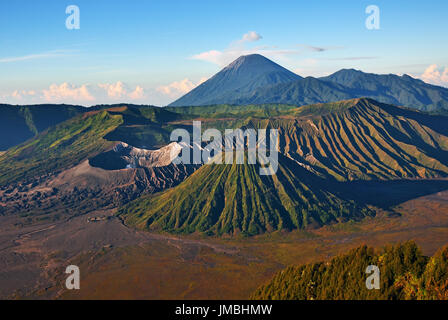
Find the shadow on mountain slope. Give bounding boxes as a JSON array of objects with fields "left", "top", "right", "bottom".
[{"left": 338, "top": 178, "right": 448, "bottom": 209}]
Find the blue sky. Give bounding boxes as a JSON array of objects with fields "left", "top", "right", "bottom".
[{"left": 1, "top": 0, "right": 447, "bottom": 106}]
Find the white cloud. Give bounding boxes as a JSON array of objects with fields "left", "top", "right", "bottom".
[
  {"left": 157, "top": 78, "right": 207, "bottom": 97},
  {"left": 240, "top": 31, "right": 262, "bottom": 43},
  {"left": 1, "top": 81, "right": 150, "bottom": 106},
  {"left": 11, "top": 90, "right": 22, "bottom": 100},
  {"left": 98, "top": 81, "right": 127, "bottom": 99},
  {"left": 420, "top": 64, "right": 448, "bottom": 87},
  {"left": 191, "top": 50, "right": 226, "bottom": 66},
  {"left": 1, "top": 89, "right": 37, "bottom": 102},
  {"left": 191, "top": 31, "right": 266, "bottom": 67},
  {"left": 43, "top": 83, "right": 95, "bottom": 102},
  {"left": 0, "top": 50, "right": 73, "bottom": 63},
  {"left": 190, "top": 31, "right": 335, "bottom": 67},
  {"left": 97, "top": 82, "right": 148, "bottom": 100},
  {"left": 128, "top": 85, "right": 145, "bottom": 100}
]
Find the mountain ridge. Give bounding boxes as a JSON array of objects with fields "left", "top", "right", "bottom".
[
  {"left": 169, "top": 54, "right": 301, "bottom": 107},
  {"left": 0, "top": 104, "right": 86, "bottom": 150},
  {"left": 118, "top": 98, "right": 448, "bottom": 236},
  {"left": 169, "top": 55, "right": 448, "bottom": 112},
  {"left": 118, "top": 152, "right": 373, "bottom": 236}
]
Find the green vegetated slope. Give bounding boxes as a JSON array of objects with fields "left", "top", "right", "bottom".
[
  {"left": 260, "top": 98, "right": 448, "bottom": 181},
  {"left": 118, "top": 98, "right": 448, "bottom": 236},
  {"left": 118, "top": 153, "right": 373, "bottom": 236},
  {"left": 252, "top": 241, "right": 448, "bottom": 300},
  {"left": 0, "top": 105, "right": 183, "bottom": 187},
  {"left": 0, "top": 110, "right": 123, "bottom": 186},
  {"left": 170, "top": 98, "right": 448, "bottom": 181},
  {"left": 0, "top": 104, "right": 85, "bottom": 150},
  {"left": 103, "top": 106, "right": 181, "bottom": 149},
  {"left": 3, "top": 98, "right": 448, "bottom": 237},
  {"left": 166, "top": 103, "right": 298, "bottom": 118}
]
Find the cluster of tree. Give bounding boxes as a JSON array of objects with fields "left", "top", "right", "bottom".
[{"left": 252, "top": 241, "right": 448, "bottom": 300}]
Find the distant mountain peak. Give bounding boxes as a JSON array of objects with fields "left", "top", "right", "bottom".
[
  {"left": 340, "top": 68, "right": 362, "bottom": 73},
  {"left": 400, "top": 74, "right": 423, "bottom": 83},
  {"left": 329, "top": 68, "right": 364, "bottom": 77},
  {"left": 169, "top": 54, "right": 301, "bottom": 107},
  {"left": 222, "top": 54, "right": 298, "bottom": 75},
  {"left": 224, "top": 54, "right": 274, "bottom": 69},
  {"left": 169, "top": 55, "right": 448, "bottom": 112},
  {"left": 229, "top": 53, "right": 266, "bottom": 62}
]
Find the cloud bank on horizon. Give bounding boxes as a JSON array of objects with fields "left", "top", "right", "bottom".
[
  {"left": 421, "top": 65, "right": 448, "bottom": 87},
  {"left": 3, "top": 82, "right": 147, "bottom": 105},
  {"left": 0, "top": 79, "right": 210, "bottom": 106}
]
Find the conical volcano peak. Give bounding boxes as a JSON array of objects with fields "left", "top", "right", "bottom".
[
  {"left": 169, "top": 54, "right": 301, "bottom": 107},
  {"left": 224, "top": 54, "right": 279, "bottom": 70},
  {"left": 222, "top": 54, "right": 301, "bottom": 78},
  {"left": 170, "top": 53, "right": 448, "bottom": 111},
  {"left": 228, "top": 53, "right": 267, "bottom": 63}
]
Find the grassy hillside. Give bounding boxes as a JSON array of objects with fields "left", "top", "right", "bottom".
[
  {"left": 102, "top": 105, "right": 181, "bottom": 148},
  {"left": 0, "top": 105, "right": 186, "bottom": 187},
  {"left": 117, "top": 98, "right": 448, "bottom": 237},
  {"left": 118, "top": 153, "right": 373, "bottom": 236},
  {"left": 252, "top": 241, "right": 448, "bottom": 300},
  {"left": 3, "top": 99, "right": 448, "bottom": 234},
  {"left": 0, "top": 110, "right": 123, "bottom": 186},
  {"left": 0, "top": 104, "right": 85, "bottom": 150},
  {"left": 242, "top": 98, "right": 448, "bottom": 181},
  {"left": 168, "top": 98, "right": 448, "bottom": 181}
]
